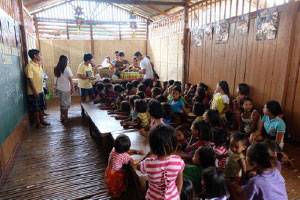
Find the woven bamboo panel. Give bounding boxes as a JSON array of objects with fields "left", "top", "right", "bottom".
[
  {"left": 69, "top": 40, "right": 84, "bottom": 66},
  {"left": 40, "top": 40, "right": 54, "bottom": 66},
  {"left": 52, "top": 40, "right": 70, "bottom": 64}
]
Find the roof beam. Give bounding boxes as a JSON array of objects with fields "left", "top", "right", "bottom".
[
  {"left": 95, "top": 0, "right": 185, "bottom": 6},
  {"left": 145, "top": 5, "right": 170, "bottom": 16},
  {"left": 25, "top": 0, "right": 52, "bottom": 8}
]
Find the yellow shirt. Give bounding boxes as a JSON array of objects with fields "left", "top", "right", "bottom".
[
  {"left": 137, "top": 112, "right": 149, "bottom": 128},
  {"left": 77, "top": 63, "right": 93, "bottom": 89},
  {"left": 25, "top": 61, "right": 43, "bottom": 95},
  {"left": 210, "top": 93, "right": 229, "bottom": 118}
]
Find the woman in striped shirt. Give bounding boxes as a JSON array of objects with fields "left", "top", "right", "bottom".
[{"left": 138, "top": 124, "right": 185, "bottom": 200}]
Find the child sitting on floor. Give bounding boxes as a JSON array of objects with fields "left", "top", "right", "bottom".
[
  {"left": 205, "top": 109, "right": 221, "bottom": 128},
  {"left": 176, "top": 126, "right": 190, "bottom": 150},
  {"left": 183, "top": 146, "right": 216, "bottom": 195},
  {"left": 233, "top": 83, "right": 250, "bottom": 129},
  {"left": 192, "top": 102, "right": 206, "bottom": 122},
  {"left": 162, "top": 102, "right": 172, "bottom": 125},
  {"left": 185, "top": 120, "right": 213, "bottom": 156},
  {"left": 213, "top": 128, "right": 228, "bottom": 169},
  {"left": 201, "top": 167, "right": 229, "bottom": 200},
  {"left": 169, "top": 85, "right": 189, "bottom": 123},
  {"left": 100, "top": 84, "right": 115, "bottom": 109},
  {"left": 126, "top": 82, "right": 134, "bottom": 95},
  {"left": 211, "top": 80, "right": 230, "bottom": 121},
  {"left": 137, "top": 124, "right": 185, "bottom": 200},
  {"left": 228, "top": 142, "right": 288, "bottom": 200},
  {"left": 225, "top": 133, "right": 248, "bottom": 182},
  {"left": 156, "top": 94, "right": 168, "bottom": 103},
  {"left": 180, "top": 178, "right": 194, "bottom": 200},
  {"left": 151, "top": 87, "right": 161, "bottom": 98},
  {"left": 104, "top": 135, "right": 143, "bottom": 198}
]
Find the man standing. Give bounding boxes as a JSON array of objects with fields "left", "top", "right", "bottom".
[
  {"left": 114, "top": 51, "right": 129, "bottom": 77},
  {"left": 25, "top": 49, "right": 50, "bottom": 128},
  {"left": 134, "top": 51, "right": 153, "bottom": 80},
  {"left": 77, "top": 53, "right": 95, "bottom": 102}
]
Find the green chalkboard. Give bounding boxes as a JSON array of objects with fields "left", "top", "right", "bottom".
[{"left": 0, "top": 48, "right": 27, "bottom": 146}]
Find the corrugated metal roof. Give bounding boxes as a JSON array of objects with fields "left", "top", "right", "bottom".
[{"left": 24, "top": 0, "right": 200, "bottom": 20}]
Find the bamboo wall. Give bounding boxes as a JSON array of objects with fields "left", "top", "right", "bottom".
[
  {"left": 39, "top": 39, "right": 146, "bottom": 94},
  {"left": 147, "top": 33, "right": 184, "bottom": 82}
]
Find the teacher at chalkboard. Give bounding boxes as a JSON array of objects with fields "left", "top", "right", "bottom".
[{"left": 25, "top": 49, "right": 50, "bottom": 128}]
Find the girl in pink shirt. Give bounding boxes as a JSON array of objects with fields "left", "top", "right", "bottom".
[
  {"left": 104, "top": 135, "right": 143, "bottom": 198},
  {"left": 138, "top": 124, "right": 185, "bottom": 200}
]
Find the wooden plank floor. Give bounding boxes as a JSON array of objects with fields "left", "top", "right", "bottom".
[
  {"left": 0, "top": 97, "right": 111, "bottom": 200},
  {"left": 0, "top": 97, "right": 300, "bottom": 199}
]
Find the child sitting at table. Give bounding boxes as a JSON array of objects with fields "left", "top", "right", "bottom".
[
  {"left": 120, "top": 95, "right": 140, "bottom": 123},
  {"left": 105, "top": 135, "right": 143, "bottom": 198},
  {"left": 183, "top": 146, "right": 216, "bottom": 195},
  {"left": 137, "top": 91, "right": 145, "bottom": 99},
  {"left": 121, "top": 99, "right": 149, "bottom": 129},
  {"left": 100, "top": 84, "right": 115, "bottom": 109},
  {"left": 139, "top": 99, "right": 164, "bottom": 136},
  {"left": 109, "top": 100, "right": 131, "bottom": 120},
  {"left": 126, "top": 82, "right": 134, "bottom": 95},
  {"left": 132, "top": 80, "right": 139, "bottom": 94},
  {"left": 137, "top": 124, "right": 185, "bottom": 200},
  {"left": 185, "top": 120, "right": 213, "bottom": 156},
  {"left": 201, "top": 167, "right": 229, "bottom": 200},
  {"left": 94, "top": 82, "right": 104, "bottom": 104}
]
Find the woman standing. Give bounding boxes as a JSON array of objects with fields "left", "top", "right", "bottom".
[{"left": 54, "top": 55, "right": 74, "bottom": 122}]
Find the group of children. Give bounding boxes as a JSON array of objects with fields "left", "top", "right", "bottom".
[{"left": 96, "top": 77, "right": 289, "bottom": 199}]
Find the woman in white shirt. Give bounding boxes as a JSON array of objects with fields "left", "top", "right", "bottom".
[{"left": 54, "top": 55, "right": 74, "bottom": 122}]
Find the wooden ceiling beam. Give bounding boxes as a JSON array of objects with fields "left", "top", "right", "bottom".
[
  {"left": 94, "top": 0, "right": 185, "bottom": 6},
  {"left": 25, "top": 0, "right": 52, "bottom": 8},
  {"left": 145, "top": 5, "right": 170, "bottom": 16}
]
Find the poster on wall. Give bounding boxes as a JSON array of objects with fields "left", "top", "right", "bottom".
[
  {"left": 204, "top": 24, "right": 213, "bottom": 40},
  {"left": 256, "top": 8, "right": 279, "bottom": 41},
  {"left": 215, "top": 20, "right": 229, "bottom": 44},
  {"left": 191, "top": 26, "right": 204, "bottom": 47},
  {"left": 237, "top": 15, "right": 249, "bottom": 36}
]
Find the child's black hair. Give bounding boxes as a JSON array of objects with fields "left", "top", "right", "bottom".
[
  {"left": 129, "top": 95, "right": 140, "bottom": 107},
  {"left": 174, "top": 81, "right": 182, "bottom": 86},
  {"left": 202, "top": 167, "right": 228, "bottom": 198},
  {"left": 126, "top": 82, "right": 133, "bottom": 91},
  {"left": 105, "top": 83, "right": 113, "bottom": 95},
  {"left": 247, "top": 142, "right": 277, "bottom": 169},
  {"left": 134, "top": 99, "right": 147, "bottom": 113},
  {"left": 143, "top": 79, "right": 153, "bottom": 88},
  {"left": 213, "top": 128, "right": 227, "bottom": 147},
  {"left": 218, "top": 80, "right": 230, "bottom": 95},
  {"left": 180, "top": 178, "right": 194, "bottom": 200},
  {"left": 149, "top": 99, "right": 163, "bottom": 119},
  {"left": 266, "top": 100, "right": 283, "bottom": 117},
  {"left": 240, "top": 96, "right": 253, "bottom": 113},
  {"left": 163, "top": 81, "right": 168, "bottom": 87},
  {"left": 137, "top": 91, "right": 145, "bottom": 99},
  {"left": 132, "top": 80, "right": 140, "bottom": 87},
  {"left": 103, "top": 78, "right": 111, "bottom": 84},
  {"left": 196, "top": 88, "right": 205, "bottom": 101},
  {"left": 197, "top": 146, "right": 216, "bottom": 168},
  {"left": 172, "top": 85, "right": 182, "bottom": 93},
  {"left": 96, "top": 82, "right": 104, "bottom": 92},
  {"left": 120, "top": 101, "right": 131, "bottom": 113},
  {"left": 162, "top": 102, "right": 172, "bottom": 120},
  {"left": 186, "top": 83, "right": 192, "bottom": 88},
  {"left": 175, "top": 126, "right": 190, "bottom": 139},
  {"left": 28, "top": 49, "right": 40, "bottom": 60},
  {"left": 114, "top": 84, "right": 123, "bottom": 93},
  {"left": 238, "top": 83, "right": 250, "bottom": 96},
  {"left": 168, "top": 80, "right": 174, "bottom": 85},
  {"left": 192, "top": 120, "right": 211, "bottom": 141},
  {"left": 264, "top": 140, "right": 283, "bottom": 163},
  {"left": 230, "top": 132, "right": 248, "bottom": 146},
  {"left": 148, "top": 124, "right": 177, "bottom": 157},
  {"left": 156, "top": 94, "right": 168, "bottom": 103},
  {"left": 199, "top": 82, "right": 208, "bottom": 91},
  {"left": 138, "top": 84, "right": 146, "bottom": 92},
  {"left": 207, "top": 109, "right": 220, "bottom": 127},
  {"left": 151, "top": 87, "right": 161, "bottom": 98},
  {"left": 193, "top": 102, "right": 206, "bottom": 116},
  {"left": 114, "top": 135, "right": 131, "bottom": 153}
]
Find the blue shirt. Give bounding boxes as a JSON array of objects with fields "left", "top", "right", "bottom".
[
  {"left": 169, "top": 99, "right": 185, "bottom": 113},
  {"left": 262, "top": 115, "right": 286, "bottom": 137}
]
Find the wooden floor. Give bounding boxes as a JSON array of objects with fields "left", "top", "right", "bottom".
[{"left": 0, "top": 97, "right": 299, "bottom": 199}]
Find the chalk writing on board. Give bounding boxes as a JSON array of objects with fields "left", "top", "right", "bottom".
[{"left": 2, "top": 55, "right": 12, "bottom": 64}]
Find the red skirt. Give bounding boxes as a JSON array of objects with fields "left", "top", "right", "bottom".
[{"left": 104, "top": 167, "right": 128, "bottom": 197}]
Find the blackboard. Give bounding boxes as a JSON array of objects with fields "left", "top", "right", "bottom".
[{"left": 0, "top": 46, "right": 27, "bottom": 146}]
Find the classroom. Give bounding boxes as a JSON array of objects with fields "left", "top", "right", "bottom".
[{"left": 0, "top": 0, "right": 300, "bottom": 199}]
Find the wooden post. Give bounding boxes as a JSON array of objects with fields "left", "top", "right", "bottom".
[
  {"left": 66, "top": 23, "right": 70, "bottom": 40},
  {"left": 90, "top": 22, "right": 95, "bottom": 55},
  {"left": 17, "top": 0, "right": 28, "bottom": 66},
  {"left": 183, "top": 0, "right": 190, "bottom": 85},
  {"left": 33, "top": 15, "right": 40, "bottom": 49},
  {"left": 146, "top": 19, "right": 150, "bottom": 55}
]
